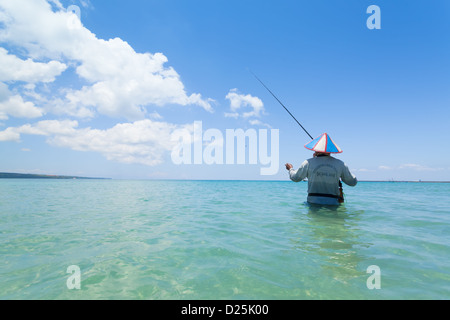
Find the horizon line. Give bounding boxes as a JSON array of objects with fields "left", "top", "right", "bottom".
[
  {"left": 2, "top": 178, "right": 449, "bottom": 183},
  {"left": 1, "top": 172, "right": 449, "bottom": 183}
]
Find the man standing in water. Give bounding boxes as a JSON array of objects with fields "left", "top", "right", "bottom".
[{"left": 285, "top": 133, "right": 357, "bottom": 205}]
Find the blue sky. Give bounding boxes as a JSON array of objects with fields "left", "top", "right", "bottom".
[{"left": 1, "top": 0, "right": 449, "bottom": 180}]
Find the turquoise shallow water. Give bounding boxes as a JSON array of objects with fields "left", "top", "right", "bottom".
[{"left": 0, "top": 179, "right": 449, "bottom": 300}]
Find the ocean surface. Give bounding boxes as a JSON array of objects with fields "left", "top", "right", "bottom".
[{"left": 0, "top": 179, "right": 449, "bottom": 300}]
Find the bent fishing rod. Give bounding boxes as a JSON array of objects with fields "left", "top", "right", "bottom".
[{"left": 250, "top": 71, "right": 314, "bottom": 140}]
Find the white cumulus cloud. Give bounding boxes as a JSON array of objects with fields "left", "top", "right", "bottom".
[
  {"left": 0, "top": 119, "right": 193, "bottom": 166},
  {"left": 0, "top": 47, "right": 67, "bottom": 83},
  {"left": 0, "top": 83, "right": 44, "bottom": 120},
  {"left": 0, "top": 0, "right": 222, "bottom": 168},
  {"left": 0, "top": 0, "right": 213, "bottom": 120},
  {"left": 225, "top": 88, "right": 265, "bottom": 119},
  {"left": 224, "top": 89, "right": 270, "bottom": 127}
]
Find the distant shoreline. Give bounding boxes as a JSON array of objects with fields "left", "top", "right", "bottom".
[{"left": 0, "top": 172, "right": 110, "bottom": 180}]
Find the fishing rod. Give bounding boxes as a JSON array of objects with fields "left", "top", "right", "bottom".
[{"left": 250, "top": 71, "right": 314, "bottom": 140}]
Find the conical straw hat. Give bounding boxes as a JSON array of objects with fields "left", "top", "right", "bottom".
[{"left": 304, "top": 133, "right": 343, "bottom": 154}]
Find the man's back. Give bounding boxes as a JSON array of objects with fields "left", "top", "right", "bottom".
[{"left": 289, "top": 155, "right": 357, "bottom": 205}]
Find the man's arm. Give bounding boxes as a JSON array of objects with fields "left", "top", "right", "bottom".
[
  {"left": 341, "top": 164, "right": 357, "bottom": 186},
  {"left": 286, "top": 160, "right": 309, "bottom": 182}
]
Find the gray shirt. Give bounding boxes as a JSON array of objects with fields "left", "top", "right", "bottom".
[{"left": 289, "top": 156, "right": 357, "bottom": 205}]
